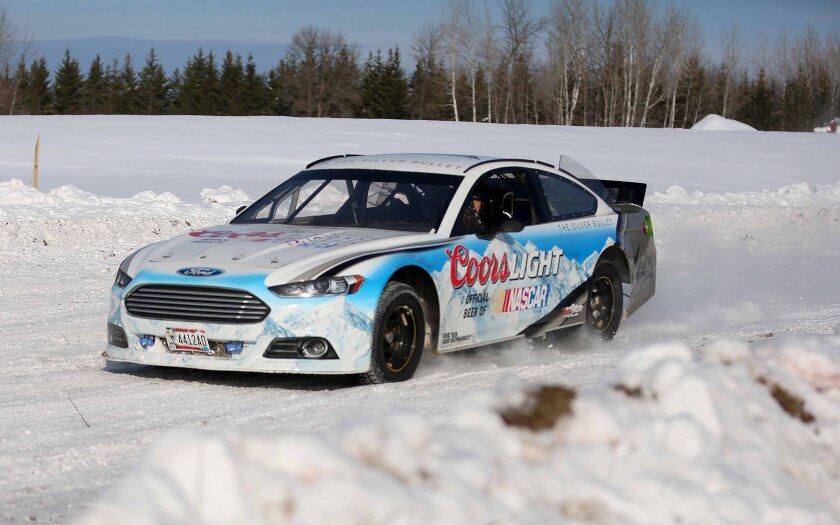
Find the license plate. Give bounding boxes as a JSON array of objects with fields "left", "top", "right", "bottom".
[{"left": 165, "top": 327, "right": 211, "bottom": 353}]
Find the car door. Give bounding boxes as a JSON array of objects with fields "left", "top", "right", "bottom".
[{"left": 436, "top": 169, "right": 552, "bottom": 351}]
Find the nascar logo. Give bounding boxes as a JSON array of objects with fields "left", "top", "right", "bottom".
[{"left": 491, "top": 285, "right": 550, "bottom": 313}]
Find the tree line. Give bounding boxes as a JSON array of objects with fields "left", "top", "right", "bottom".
[{"left": 1, "top": 0, "right": 839, "bottom": 131}]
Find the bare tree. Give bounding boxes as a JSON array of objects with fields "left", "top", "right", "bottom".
[
  {"left": 410, "top": 21, "right": 446, "bottom": 120},
  {"left": 826, "top": 33, "right": 840, "bottom": 118},
  {"left": 720, "top": 23, "right": 739, "bottom": 118},
  {"left": 498, "top": 0, "right": 544, "bottom": 124},
  {"left": 477, "top": 3, "right": 498, "bottom": 122},
  {"left": 649, "top": 5, "right": 697, "bottom": 128},
  {"left": 0, "top": 6, "right": 17, "bottom": 69},
  {"left": 444, "top": 0, "right": 484, "bottom": 122},
  {"left": 0, "top": 5, "right": 30, "bottom": 115},
  {"left": 442, "top": 1, "right": 462, "bottom": 121},
  {"left": 286, "top": 26, "right": 359, "bottom": 117},
  {"left": 546, "top": 0, "right": 591, "bottom": 125},
  {"left": 664, "top": 11, "right": 700, "bottom": 128},
  {"left": 592, "top": 3, "right": 620, "bottom": 126}
]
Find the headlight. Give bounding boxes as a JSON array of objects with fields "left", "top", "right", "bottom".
[
  {"left": 115, "top": 250, "right": 141, "bottom": 288},
  {"left": 115, "top": 268, "right": 133, "bottom": 288},
  {"left": 270, "top": 275, "right": 364, "bottom": 297}
]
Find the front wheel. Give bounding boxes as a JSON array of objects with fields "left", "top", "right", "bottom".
[
  {"left": 361, "top": 282, "right": 425, "bottom": 384},
  {"left": 586, "top": 262, "right": 623, "bottom": 340}
]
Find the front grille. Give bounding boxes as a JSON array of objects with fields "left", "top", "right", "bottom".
[{"left": 125, "top": 285, "right": 270, "bottom": 324}]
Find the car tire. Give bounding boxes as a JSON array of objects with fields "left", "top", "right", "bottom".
[
  {"left": 585, "top": 262, "right": 623, "bottom": 340},
  {"left": 360, "top": 282, "right": 426, "bottom": 384}
]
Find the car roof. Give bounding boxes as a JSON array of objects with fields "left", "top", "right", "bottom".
[{"left": 305, "top": 153, "right": 555, "bottom": 177}]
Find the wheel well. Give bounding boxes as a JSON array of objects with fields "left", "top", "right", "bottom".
[
  {"left": 598, "top": 246, "right": 631, "bottom": 284},
  {"left": 389, "top": 266, "right": 440, "bottom": 353}
]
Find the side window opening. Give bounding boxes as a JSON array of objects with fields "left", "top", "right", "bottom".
[{"left": 453, "top": 171, "right": 536, "bottom": 236}]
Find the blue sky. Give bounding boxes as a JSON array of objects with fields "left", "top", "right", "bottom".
[{"left": 4, "top": 0, "right": 839, "bottom": 71}]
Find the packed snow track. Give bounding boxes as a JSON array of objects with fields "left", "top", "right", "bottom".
[{"left": 0, "top": 116, "right": 838, "bottom": 523}]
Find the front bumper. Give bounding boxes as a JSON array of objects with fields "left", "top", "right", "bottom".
[
  {"left": 104, "top": 278, "right": 377, "bottom": 374},
  {"left": 102, "top": 343, "right": 361, "bottom": 374}
]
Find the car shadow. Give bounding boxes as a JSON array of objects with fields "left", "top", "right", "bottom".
[{"left": 102, "top": 361, "right": 359, "bottom": 391}]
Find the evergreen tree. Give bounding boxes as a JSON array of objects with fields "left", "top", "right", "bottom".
[
  {"left": 24, "top": 57, "right": 51, "bottom": 114},
  {"left": 52, "top": 49, "right": 83, "bottom": 114},
  {"left": 408, "top": 55, "right": 449, "bottom": 120},
  {"left": 358, "top": 50, "right": 385, "bottom": 118},
  {"left": 220, "top": 50, "right": 245, "bottom": 115},
  {"left": 104, "top": 57, "right": 124, "bottom": 113},
  {"left": 381, "top": 48, "right": 409, "bottom": 119},
  {"left": 358, "top": 48, "right": 408, "bottom": 119},
  {"left": 137, "top": 48, "right": 168, "bottom": 114},
  {"left": 9, "top": 56, "right": 29, "bottom": 115},
  {"left": 782, "top": 68, "right": 810, "bottom": 131},
  {"left": 674, "top": 53, "right": 711, "bottom": 128},
  {"left": 811, "top": 67, "right": 833, "bottom": 127},
  {"left": 82, "top": 55, "right": 107, "bottom": 114},
  {"left": 177, "top": 49, "right": 221, "bottom": 114},
  {"left": 168, "top": 67, "right": 183, "bottom": 113},
  {"left": 116, "top": 54, "right": 138, "bottom": 114},
  {"left": 737, "top": 68, "right": 777, "bottom": 131},
  {"left": 242, "top": 54, "right": 267, "bottom": 115},
  {"left": 268, "top": 58, "right": 296, "bottom": 115}
]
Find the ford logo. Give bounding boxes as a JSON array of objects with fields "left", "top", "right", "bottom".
[{"left": 177, "top": 267, "right": 225, "bottom": 277}]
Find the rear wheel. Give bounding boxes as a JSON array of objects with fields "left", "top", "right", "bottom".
[
  {"left": 361, "top": 282, "right": 425, "bottom": 384},
  {"left": 586, "top": 263, "right": 623, "bottom": 340}
]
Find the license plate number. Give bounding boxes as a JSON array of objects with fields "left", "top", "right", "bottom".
[{"left": 165, "top": 327, "right": 210, "bottom": 353}]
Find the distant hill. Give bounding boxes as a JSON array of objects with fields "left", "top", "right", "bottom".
[{"left": 28, "top": 37, "right": 289, "bottom": 74}]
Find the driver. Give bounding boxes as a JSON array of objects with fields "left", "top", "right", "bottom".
[{"left": 462, "top": 184, "right": 491, "bottom": 234}]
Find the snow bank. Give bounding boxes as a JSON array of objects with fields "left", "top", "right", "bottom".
[
  {"left": 0, "top": 179, "right": 241, "bottom": 253},
  {"left": 200, "top": 185, "right": 250, "bottom": 204},
  {"left": 0, "top": 178, "right": 240, "bottom": 219},
  {"left": 692, "top": 114, "right": 757, "bottom": 132},
  {"left": 648, "top": 181, "right": 840, "bottom": 206},
  {"left": 78, "top": 337, "right": 840, "bottom": 525}
]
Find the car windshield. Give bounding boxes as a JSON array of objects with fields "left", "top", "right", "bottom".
[{"left": 231, "top": 169, "right": 462, "bottom": 232}]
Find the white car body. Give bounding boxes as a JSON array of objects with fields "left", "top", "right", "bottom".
[{"left": 105, "top": 154, "right": 656, "bottom": 378}]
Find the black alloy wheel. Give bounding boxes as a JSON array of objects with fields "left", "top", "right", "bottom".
[
  {"left": 361, "top": 282, "right": 426, "bottom": 384},
  {"left": 586, "top": 262, "right": 623, "bottom": 340}
]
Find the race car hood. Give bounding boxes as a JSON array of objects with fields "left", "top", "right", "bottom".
[{"left": 126, "top": 224, "right": 442, "bottom": 285}]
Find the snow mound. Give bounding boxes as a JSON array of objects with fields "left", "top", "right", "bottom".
[
  {"left": 692, "top": 114, "right": 757, "bottom": 132},
  {"left": 648, "top": 181, "right": 840, "bottom": 206},
  {"left": 78, "top": 337, "right": 840, "bottom": 525},
  {"left": 0, "top": 178, "right": 235, "bottom": 220},
  {"left": 200, "top": 185, "right": 250, "bottom": 204},
  {"left": 0, "top": 179, "right": 240, "bottom": 253}
]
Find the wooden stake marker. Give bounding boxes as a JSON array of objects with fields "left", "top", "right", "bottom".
[{"left": 33, "top": 134, "right": 40, "bottom": 189}]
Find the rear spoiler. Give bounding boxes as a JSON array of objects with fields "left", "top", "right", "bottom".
[{"left": 579, "top": 179, "right": 647, "bottom": 207}]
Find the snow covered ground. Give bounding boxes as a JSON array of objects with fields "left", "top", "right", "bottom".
[{"left": 0, "top": 116, "right": 839, "bottom": 523}]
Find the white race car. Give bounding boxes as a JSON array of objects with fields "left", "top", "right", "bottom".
[{"left": 105, "top": 153, "right": 656, "bottom": 383}]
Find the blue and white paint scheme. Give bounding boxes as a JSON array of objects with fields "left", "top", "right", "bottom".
[{"left": 105, "top": 153, "right": 656, "bottom": 376}]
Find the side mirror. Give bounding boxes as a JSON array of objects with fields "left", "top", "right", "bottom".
[
  {"left": 230, "top": 204, "right": 249, "bottom": 224},
  {"left": 499, "top": 218, "right": 524, "bottom": 233}
]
